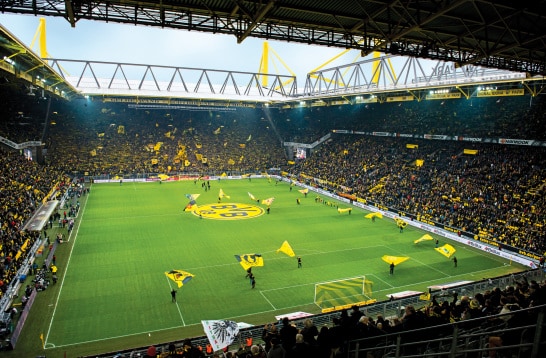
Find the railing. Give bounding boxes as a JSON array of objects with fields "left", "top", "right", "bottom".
[
  {"left": 347, "top": 304, "right": 546, "bottom": 358},
  {"left": 85, "top": 269, "right": 545, "bottom": 357}
]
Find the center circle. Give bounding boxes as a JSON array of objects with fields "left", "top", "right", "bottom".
[{"left": 193, "top": 203, "right": 265, "bottom": 220}]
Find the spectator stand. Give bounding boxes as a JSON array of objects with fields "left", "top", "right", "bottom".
[{"left": 81, "top": 269, "right": 545, "bottom": 358}]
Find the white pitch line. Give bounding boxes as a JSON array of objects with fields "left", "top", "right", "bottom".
[
  {"left": 82, "top": 212, "right": 182, "bottom": 223},
  {"left": 461, "top": 245, "right": 507, "bottom": 265},
  {"left": 44, "top": 323, "right": 190, "bottom": 349},
  {"left": 46, "top": 265, "right": 508, "bottom": 350},
  {"left": 372, "top": 265, "right": 507, "bottom": 296},
  {"left": 166, "top": 276, "right": 186, "bottom": 326},
  {"left": 183, "top": 244, "right": 390, "bottom": 272},
  {"left": 260, "top": 290, "right": 277, "bottom": 310},
  {"left": 369, "top": 273, "right": 395, "bottom": 288},
  {"left": 387, "top": 245, "right": 451, "bottom": 277},
  {"left": 44, "top": 185, "right": 91, "bottom": 347}
]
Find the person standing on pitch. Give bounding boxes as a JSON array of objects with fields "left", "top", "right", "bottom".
[
  {"left": 297, "top": 257, "right": 302, "bottom": 268},
  {"left": 390, "top": 262, "right": 395, "bottom": 275},
  {"left": 171, "top": 289, "right": 177, "bottom": 302}
]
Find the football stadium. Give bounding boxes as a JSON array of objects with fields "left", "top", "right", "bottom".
[{"left": 0, "top": 2, "right": 545, "bottom": 358}]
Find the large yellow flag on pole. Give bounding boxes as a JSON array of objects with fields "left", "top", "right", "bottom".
[
  {"left": 414, "top": 234, "right": 434, "bottom": 244},
  {"left": 219, "top": 188, "right": 230, "bottom": 199},
  {"left": 234, "top": 254, "right": 264, "bottom": 270},
  {"left": 276, "top": 241, "right": 296, "bottom": 257},
  {"left": 165, "top": 270, "right": 195, "bottom": 288},
  {"left": 381, "top": 255, "right": 410, "bottom": 266},
  {"left": 435, "top": 244, "right": 456, "bottom": 258},
  {"left": 261, "top": 197, "right": 275, "bottom": 206},
  {"left": 394, "top": 217, "right": 407, "bottom": 228}
]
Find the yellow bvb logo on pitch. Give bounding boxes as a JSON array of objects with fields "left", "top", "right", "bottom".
[{"left": 194, "top": 203, "right": 264, "bottom": 220}]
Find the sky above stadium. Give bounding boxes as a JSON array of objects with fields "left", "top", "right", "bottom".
[{"left": 0, "top": 14, "right": 363, "bottom": 83}]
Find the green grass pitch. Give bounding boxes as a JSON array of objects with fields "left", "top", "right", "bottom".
[{"left": 13, "top": 178, "right": 528, "bottom": 357}]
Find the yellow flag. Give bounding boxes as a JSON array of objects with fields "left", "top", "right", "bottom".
[
  {"left": 261, "top": 197, "right": 275, "bottom": 206},
  {"left": 419, "top": 292, "right": 431, "bottom": 301},
  {"left": 277, "top": 241, "right": 295, "bottom": 257},
  {"left": 395, "top": 217, "right": 407, "bottom": 228},
  {"left": 234, "top": 254, "right": 264, "bottom": 270},
  {"left": 435, "top": 244, "right": 456, "bottom": 258},
  {"left": 165, "top": 270, "right": 194, "bottom": 288},
  {"left": 381, "top": 255, "right": 410, "bottom": 266},
  {"left": 414, "top": 234, "right": 434, "bottom": 244}
]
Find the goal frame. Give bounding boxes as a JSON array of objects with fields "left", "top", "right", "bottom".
[{"left": 313, "top": 275, "right": 370, "bottom": 309}]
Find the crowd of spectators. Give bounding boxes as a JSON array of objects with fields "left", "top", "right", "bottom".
[
  {"left": 0, "top": 79, "right": 48, "bottom": 144},
  {"left": 0, "top": 89, "right": 545, "bottom": 292},
  {"left": 1, "top": 80, "right": 546, "bottom": 357},
  {"left": 0, "top": 150, "right": 69, "bottom": 299},
  {"left": 171, "top": 275, "right": 545, "bottom": 358},
  {"left": 272, "top": 95, "right": 546, "bottom": 141},
  {"left": 43, "top": 101, "right": 287, "bottom": 176},
  {"left": 325, "top": 275, "right": 543, "bottom": 358},
  {"left": 292, "top": 134, "right": 546, "bottom": 254}
]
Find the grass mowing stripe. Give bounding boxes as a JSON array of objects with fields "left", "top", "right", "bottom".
[
  {"left": 165, "top": 275, "right": 186, "bottom": 326},
  {"left": 259, "top": 291, "right": 278, "bottom": 310},
  {"left": 35, "top": 179, "right": 528, "bottom": 354},
  {"left": 44, "top": 184, "right": 92, "bottom": 347}
]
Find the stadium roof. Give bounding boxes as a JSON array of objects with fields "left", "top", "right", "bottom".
[
  {"left": 1, "top": 0, "right": 545, "bottom": 75},
  {"left": 0, "top": 24, "right": 80, "bottom": 100}
]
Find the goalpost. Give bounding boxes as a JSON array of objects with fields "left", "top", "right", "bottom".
[{"left": 314, "top": 276, "right": 373, "bottom": 309}]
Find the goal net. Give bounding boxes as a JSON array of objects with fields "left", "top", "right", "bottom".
[{"left": 314, "top": 276, "right": 373, "bottom": 309}]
